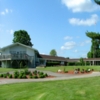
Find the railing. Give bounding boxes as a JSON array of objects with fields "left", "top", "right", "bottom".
[{"left": 0, "top": 54, "right": 32, "bottom": 60}]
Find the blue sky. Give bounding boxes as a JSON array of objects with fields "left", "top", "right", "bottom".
[{"left": 0, "top": 0, "right": 100, "bottom": 58}]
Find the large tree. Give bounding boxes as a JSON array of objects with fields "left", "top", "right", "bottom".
[
  {"left": 86, "top": 31, "right": 100, "bottom": 58},
  {"left": 94, "top": 0, "right": 100, "bottom": 5},
  {"left": 50, "top": 49, "right": 57, "bottom": 56},
  {"left": 13, "top": 30, "right": 33, "bottom": 47}
]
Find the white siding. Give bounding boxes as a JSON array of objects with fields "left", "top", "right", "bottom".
[
  {"left": 2, "top": 48, "right": 10, "bottom": 55},
  {"left": 10, "top": 45, "right": 26, "bottom": 53},
  {"left": 26, "top": 48, "right": 35, "bottom": 56}
]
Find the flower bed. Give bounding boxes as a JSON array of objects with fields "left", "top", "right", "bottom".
[{"left": 0, "top": 69, "right": 54, "bottom": 79}]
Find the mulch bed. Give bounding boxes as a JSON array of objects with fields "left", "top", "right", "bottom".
[{"left": 57, "top": 70, "right": 93, "bottom": 75}]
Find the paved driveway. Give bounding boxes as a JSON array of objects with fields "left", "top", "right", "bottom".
[{"left": 0, "top": 69, "right": 100, "bottom": 85}]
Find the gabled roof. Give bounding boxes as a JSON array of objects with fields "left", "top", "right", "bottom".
[
  {"left": 0, "top": 42, "right": 39, "bottom": 52},
  {"left": 39, "top": 54, "right": 67, "bottom": 61}
]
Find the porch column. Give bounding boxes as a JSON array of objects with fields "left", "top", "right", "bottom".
[{"left": 92, "top": 60, "right": 94, "bottom": 65}]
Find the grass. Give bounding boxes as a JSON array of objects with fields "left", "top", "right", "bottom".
[
  {"left": 0, "top": 68, "right": 25, "bottom": 73},
  {"left": 0, "top": 76, "right": 100, "bottom": 100},
  {"left": 36, "top": 66, "right": 100, "bottom": 72}
]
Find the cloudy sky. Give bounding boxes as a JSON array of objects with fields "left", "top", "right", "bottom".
[{"left": 0, "top": 0, "right": 100, "bottom": 58}]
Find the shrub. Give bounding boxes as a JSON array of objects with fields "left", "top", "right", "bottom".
[
  {"left": 33, "top": 70, "right": 37, "bottom": 75},
  {"left": 22, "top": 74, "right": 27, "bottom": 79},
  {"left": 3, "top": 74, "right": 7, "bottom": 78},
  {"left": 9, "top": 74, "right": 12, "bottom": 78},
  {"left": 30, "top": 75, "right": 33, "bottom": 78},
  {"left": 44, "top": 73, "right": 48, "bottom": 77},
  {"left": 20, "top": 71, "right": 25, "bottom": 75},
  {"left": 14, "top": 74, "right": 18, "bottom": 78},
  {"left": 24, "top": 69, "right": 29, "bottom": 75},
  {"left": 19, "top": 74, "right": 23, "bottom": 79},
  {"left": 33, "top": 75, "right": 38, "bottom": 79},
  {"left": 0, "top": 74, "right": 3, "bottom": 77},
  {"left": 14, "top": 71, "right": 19, "bottom": 76},
  {"left": 29, "top": 72, "right": 32, "bottom": 76},
  {"left": 39, "top": 74, "right": 45, "bottom": 78},
  {"left": 39, "top": 72, "right": 44, "bottom": 75}
]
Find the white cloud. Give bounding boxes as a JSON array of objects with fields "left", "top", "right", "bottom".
[
  {"left": 10, "top": 29, "right": 14, "bottom": 34},
  {"left": 62, "top": 0, "right": 99, "bottom": 12},
  {"left": 0, "top": 8, "right": 12, "bottom": 15},
  {"left": 1, "top": 12, "right": 5, "bottom": 15},
  {"left": 61, "top": 41, "right": 76, "bottom": 50},
  {"left": 69, "top": 14, "right": 99, "bottom": 26},
  {"left": 5, "top": 9, "right": 9, "bottom": 13},
  {"left": 64, "top": 36, "right": 73, "bottom": 40}
]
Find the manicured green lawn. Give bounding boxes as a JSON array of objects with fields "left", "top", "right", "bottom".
[
  {"left": 36, "top": 66, "right": 100, "bottom": 72},
  {"left": 0, "top": 77, "right": 100, "bottom": 100},
  {"left": 0, "top": 68, "right": 25, "bottom": 73}
]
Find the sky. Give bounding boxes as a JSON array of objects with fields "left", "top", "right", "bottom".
[{"left": 0, "top": 0, "right": 100, "bottom": 58}]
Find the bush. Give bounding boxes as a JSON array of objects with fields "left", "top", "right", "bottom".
[
  {"left": 33, "top": 70, "right": 37, "bottom": 75},
  {"left": 39, "top": 74, "right": 45, "bottom": 78},
  {"left": 19, "top": 74, "right": 23, "bottom": 79},
  {"left": 14, "top": 71, "right": 19, "bottom": 76},
  {"left": 22, "top": 74, "right": 27, "bottom": 79},
  {"left": 3, "top": 74, "right": 7, "bottom": 78},
  {"left": 39, "top": 72, "right": 44, "bottom": 75},
  {"left": 30, "top": 75, "right": 33, "bottom": 78},
  {"left": 20, "top": 71, "right": 25, "bottom": 75},
  {"left": 0, "top": 74, "right": 3, "bottom": 77},
  {"left": 33, "top": 75, "right": 38, "bottom": 79},
  {"left": 29, "top": 72, "right": 32, "bottom": 76},
  {"left": 44, "top": 73, "right": 48, "bottom": 77},
  {"left": 24, "top": 69, "right": 30, "bottom": 75},
  {"left": 14, "top": 74, "right": 18, "bottom": 78},
  {"left": 9, "top": 74, "right": 12, "bottom": 78}
]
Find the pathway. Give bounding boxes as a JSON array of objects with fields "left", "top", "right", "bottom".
[{"left": 0, "top": 69, "right": 100, "bottom": 85}]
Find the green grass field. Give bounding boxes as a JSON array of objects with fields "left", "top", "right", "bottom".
[
  {"left": 0, "top": 66, "right": 100, "bottom": 73},
  {"left": 36, "top": 66, "right": 100, "bottom": 72},
  {"left": 0, "top": 76, "right": 100, "bottom": 100},
  {"left": 0, "top": 68, "right": 25, "bottom": 73}
]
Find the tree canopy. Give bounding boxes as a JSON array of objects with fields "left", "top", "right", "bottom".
[
  {"left": 94, "top": 0, "right": 100, "bottom": 5},
  {"left": 13, "top": 30, "right": 33, "bottom": 47},
  {"left": 86, "top": 31, "right": 100, "bottom": 58},
  {"left": 50, "top": 49, "right": 57, "bottom": 56}
]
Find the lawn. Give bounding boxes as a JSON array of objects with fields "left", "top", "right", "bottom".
[
  {"left": 0, "top": 76, "right": 100, "bottom": 100},
  {"left": 36, "top": 66, "right": 100, "bottom": 72},
  {"left": 0, "top": 68, "right": 25, "bottom": 73}
]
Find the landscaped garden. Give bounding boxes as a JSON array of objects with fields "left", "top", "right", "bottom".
[
  {"left": 0, "top": 76, "right": 100, "bottom": 100},
  {"left": 36, "top": 65, "right": 100, "bottom": 72},
  {"left": 0, "top": 69, "right": 50, "bottom": 79}
]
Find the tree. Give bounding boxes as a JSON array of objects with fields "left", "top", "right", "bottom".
[
  {"left": 50, "top": 49, "right": 57, "bottom": 56},
  {"left": 79, "top": 58, "right": 85, "bottom": 66},
  {"left": 86, "top": 31, "right": 100, "bottom": 58},
  {"left": 13, "top": 30, "right": 33, "bottom": 47},
  {"left": 94, "top": 0, "right": 100, "bottom": 5}
]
